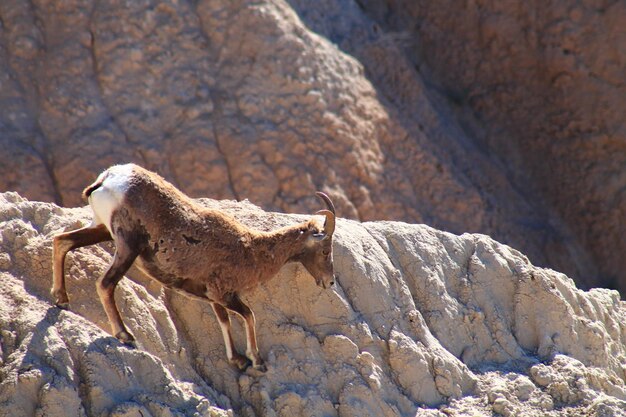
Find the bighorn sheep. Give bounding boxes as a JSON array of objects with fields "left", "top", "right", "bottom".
[{"left": 51, "top": 163, "right": 336, "bottom": 371}]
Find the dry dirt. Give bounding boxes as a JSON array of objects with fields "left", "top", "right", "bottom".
[
  {"left": 0, "top": 1, "right": 624, "bottom": 292},
  {"left": 1, "top": 192, "right": 625, "bottom": 416}
]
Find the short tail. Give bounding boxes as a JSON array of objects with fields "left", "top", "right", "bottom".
[{"left": 82, "top": 172, "right": 108, "bottom": 201}]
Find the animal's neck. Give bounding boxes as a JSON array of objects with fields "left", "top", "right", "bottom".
[{"left": 255, "top": 224, "right": 308, "bottom": 269}]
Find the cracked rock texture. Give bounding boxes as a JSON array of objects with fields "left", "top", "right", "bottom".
[
  {"left": 1, "top": 192, "right": 626, "bottom": 416},
  {"left": 0, "top": 0, "right": 624, "bottom": 292}
]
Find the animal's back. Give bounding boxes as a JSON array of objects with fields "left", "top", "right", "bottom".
[{"left": 86, "top": 163, "right": 261, "bottom": 295}]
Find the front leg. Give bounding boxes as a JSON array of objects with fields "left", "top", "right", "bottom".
[
  {"left": 211, "top": 302, "right": 251, "bottom": 370},
  {"left": 224, "top": 293, "right": 266, "bottom": 372}
]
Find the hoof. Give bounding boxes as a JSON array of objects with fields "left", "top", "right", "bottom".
[
  {"left": 55, "top": 301, "right": 70, "bottom": 310},
  {"left": 245, "top": 362, "right": 267, "bottom": 377},
  {"left": 253, "top": 362, "right": 267, "bottom": 373},
  {"left": 52, "top": 290, "right": 69, "bottom": 309},
  {"left": 230, "top": 355, "right": 252, "bottom": 371},
  {"left": 115, "top": 331, "right": 136, "bottom": 348}
]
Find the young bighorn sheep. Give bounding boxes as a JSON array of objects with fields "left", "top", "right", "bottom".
[{"left": 51, "top": 163, "right": 336, "bottom": 371}]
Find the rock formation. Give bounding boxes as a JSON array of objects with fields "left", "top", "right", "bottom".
[
  {"left": 1, "top": 1, "right": 623, "bottom": 292},
  {"left": 1, "top": 192, "right": 625, "bottom": 416}
]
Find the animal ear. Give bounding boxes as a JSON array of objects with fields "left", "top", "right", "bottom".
[{"left": 305, "top": 219, "right": 320, "bottom": 232}]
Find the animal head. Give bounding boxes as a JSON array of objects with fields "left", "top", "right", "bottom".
[{"left": 298, "top": 192, "right": 336, "bottom": 289}]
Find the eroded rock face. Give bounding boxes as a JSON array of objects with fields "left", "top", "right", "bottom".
[
  {"left": 1, "top": 192, "right": 625, "bottom": 416},
  {"left": 0, "top": 1, "right": 622, "bottom": 292},
  {"left": 351, "top": 0, "right": 626, "bottom": 291}
]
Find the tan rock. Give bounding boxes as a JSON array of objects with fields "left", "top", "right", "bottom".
[
  {"left": 0, "top": 193, "right": 625, "bottom": 416},
  {"left": 1, "top": 1, "right": 622, "bottom": 292}
]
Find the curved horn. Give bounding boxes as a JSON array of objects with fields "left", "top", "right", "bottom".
[
  {"left": 316, "top": 191, "right": 336, "bottom": 215},
  {"left": 315, "top": 192, "right": 336, "bottom": 236}
]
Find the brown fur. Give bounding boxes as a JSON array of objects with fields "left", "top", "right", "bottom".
[
  {"left": 51, "top": 164, "right": 336, "bottom": 371},
  {"left": 116, "top": 166, "right": 331, "bottom": 298}
]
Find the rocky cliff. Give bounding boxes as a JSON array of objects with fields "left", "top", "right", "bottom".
[
  {"left": 1, "top": 192, "right": 625, "bottom": 416},
  {"left": 1, "top": 0, "right": 624, "bottom": 292}
]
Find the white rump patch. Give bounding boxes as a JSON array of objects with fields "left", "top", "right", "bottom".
[{"left": 88, "top": 164, "right": 135, "bottom": 233}]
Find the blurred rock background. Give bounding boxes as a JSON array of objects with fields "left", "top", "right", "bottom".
[{"left": 1, "top": 0, "right": 624, "bottom": 292}]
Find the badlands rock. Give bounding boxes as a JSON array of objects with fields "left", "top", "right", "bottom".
[
  {"left": 1, "top": 0, "right": 623, "bottom": 291},
  {"left": 0, "top": 192, "right": 625, "bottom": 416},
  {"left": 362, "top": 0, "right": 626, "bottom": 291}
]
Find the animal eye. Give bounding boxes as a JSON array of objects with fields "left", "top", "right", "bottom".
[{"left": 322, "top": 249, "right": 330, "bottom": 256}]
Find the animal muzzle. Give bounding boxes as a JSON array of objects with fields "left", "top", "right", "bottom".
[{"left": 317, "top": 275, "right": 336, "bottom": 289}]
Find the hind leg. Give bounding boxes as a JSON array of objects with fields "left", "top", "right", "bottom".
[
  {"left": 51, "top": 223, "right": 112, "bottom": 308},
  {"left": 96, "top": 239, "right": 138, "bottom": 346}
]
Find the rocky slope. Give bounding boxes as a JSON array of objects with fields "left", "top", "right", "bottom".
[
  {"left": 360, "top": 0, "right": 626, "bottom": 292},
  {"left": 1, "top": 192, "right": 625, "bottom": 416},
  {"left": 1, "top": 0, "right": 623, "bottom": 292}
]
